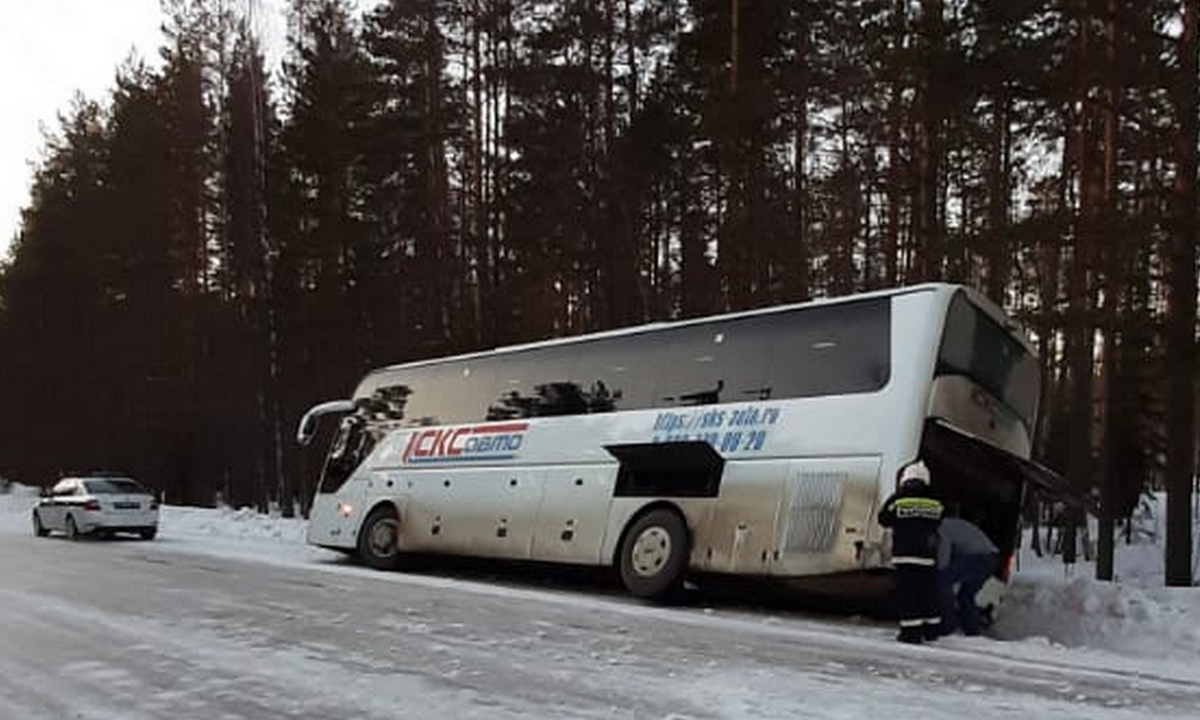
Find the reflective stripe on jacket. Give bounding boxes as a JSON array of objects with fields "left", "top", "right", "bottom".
[{"left": 878, "top": 484, "right": 944, "bottom": 565}]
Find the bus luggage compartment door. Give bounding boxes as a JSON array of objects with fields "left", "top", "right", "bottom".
[
  {"left": 691, "top": 460, "right": 788, "bottom": 574},
  {"left": 773, "top": 457, "right": 881, "bottom": 576},
  {"left": 404, "top": 467, "right": 545, "bottom": 558},
  {"left": 530, "top": 465, "right": 617, "bottom": 563}
]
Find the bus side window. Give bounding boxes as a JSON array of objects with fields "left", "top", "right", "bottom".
[
  {"left": 488, "top": 358, "right": 539, "bottom": 420},
  {"left": 401, "top": 370, "right": 445, "bottom": 426},
  {"left": 572, "top": 335, "right": 666, "bottom": 412},
  {"left": 766, "top": 299, "right": 891, "bottom": 398},
  {"left": 655, "top": 319, "right": 770, "bottom": 408},
  {"left": 368, "top": 384, "right": 411, "bottom": 420},
  {"left": 488, "top": 349, "right": 584, "bottom": 419}
]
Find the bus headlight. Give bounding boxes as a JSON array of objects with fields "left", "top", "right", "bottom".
[{"left": 337, "top": 502, "right": 355, "bottom": 518}]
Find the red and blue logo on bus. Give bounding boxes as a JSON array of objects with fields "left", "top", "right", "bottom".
[{"left": 400, "top": 422, "right": 530, "bottom": 465}]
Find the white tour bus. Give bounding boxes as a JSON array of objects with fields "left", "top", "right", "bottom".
[{"left": 297, "top": 283, "right": 1071, "bottom": 601}]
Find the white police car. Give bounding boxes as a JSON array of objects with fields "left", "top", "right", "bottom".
[{"left": 32, "top": 475, "right": 159, "bottom": 540}]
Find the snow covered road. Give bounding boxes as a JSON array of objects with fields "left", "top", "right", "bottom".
[{"left": 2, "top": 510, "right": 1197, "bottom": 720}]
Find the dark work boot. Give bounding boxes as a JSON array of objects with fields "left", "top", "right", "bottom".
[{"left": 897, "top": 627, "right": 923, "bottom": 644}]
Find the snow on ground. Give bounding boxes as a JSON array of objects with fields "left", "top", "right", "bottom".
[
  {"left": 990, "top": 498, "right": 1200, "bottom": 664},
  {"left": 1, "top": 482, "right": 1197, "bottom": 666}
]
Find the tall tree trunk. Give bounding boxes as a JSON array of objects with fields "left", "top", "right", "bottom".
[
  {"left": 913, "top": 0, "right": 944, "bottom": 281},
  {"left": 789, "top": 4, "right": 811, "bottom": 301},
  {"left": 1165, "top": 0, "right": 1198, "bottom": 587},
  {"left": 1066, "top": 0, "right": 1100, "bottom": 538},
  {"left": 984, "top": 91, "right": 1011, "bottom": 303},
  {"left": 884, "top": 0, "right": 907, "bottom": 287},
  {"left": 466, "top": 0, "right": 484, "bottom": 348},
  {"left": 1095, "top": 0, "right": 1120, "bottom": 581}
]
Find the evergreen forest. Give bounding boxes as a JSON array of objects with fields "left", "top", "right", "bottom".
[{"left": 0, "top": 0, "right": 1196, "bottom": 584}]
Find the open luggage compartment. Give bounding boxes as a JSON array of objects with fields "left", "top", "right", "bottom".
[{"left": 920, "top": 418, "right": 1081, "bottom": 579}]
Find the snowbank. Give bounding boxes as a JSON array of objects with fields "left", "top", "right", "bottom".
[{"left": 993, "top": 497, "right": 1200, "bottom": 662}]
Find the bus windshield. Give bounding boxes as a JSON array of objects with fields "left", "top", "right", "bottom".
[{"left": 936, "top": 293, "right": 1039, "bottom": 429}]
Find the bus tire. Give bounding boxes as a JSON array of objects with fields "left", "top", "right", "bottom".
[
  {"left": 618, "top": 508, "right": 690, "bottom": 601},
  {"left": 358, "top": 506, "right": 403, "bottom": 571}
]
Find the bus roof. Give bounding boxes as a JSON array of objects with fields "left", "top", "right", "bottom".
[{"left": 366, "top": 282, "right": 1023, "bottom": 378}]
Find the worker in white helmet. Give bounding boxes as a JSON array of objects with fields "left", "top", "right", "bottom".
[{"left": 878, "top": 460, "right": 945, "bottom": 644}]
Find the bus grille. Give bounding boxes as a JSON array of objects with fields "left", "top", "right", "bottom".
[{"left": 783, "top": 473, "right": 845, "bottom": 554}]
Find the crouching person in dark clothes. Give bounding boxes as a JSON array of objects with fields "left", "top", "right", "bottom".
[
  {"left": 878, "top": 461, "right": 945, "bottom": 644},
  {"left": 937, "top": 516, "right": 999, "bottom": 636}
]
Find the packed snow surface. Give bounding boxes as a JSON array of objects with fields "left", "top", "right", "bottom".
[{"left": 1, "top": 482, "right": 1197, "bottom": 719}]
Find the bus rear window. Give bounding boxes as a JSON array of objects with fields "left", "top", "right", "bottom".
[{"left": 936, "top": 293, "right": 1039, "bottom": 427}]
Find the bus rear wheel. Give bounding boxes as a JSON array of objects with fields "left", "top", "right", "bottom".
[
  {"left": 358, "top": 506, "right": 403, "bottom": 571},
  {"left": 618, "top": 508, "right": 690, "bottom": 601}
]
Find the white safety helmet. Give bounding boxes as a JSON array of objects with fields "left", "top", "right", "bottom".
[{"left": 899, "top": 460, "right": 931, "bottom": 485}]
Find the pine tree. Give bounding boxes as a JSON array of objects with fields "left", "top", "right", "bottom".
[{"left": 1164, "top": 0, "right": 1197, "bottom": 586}]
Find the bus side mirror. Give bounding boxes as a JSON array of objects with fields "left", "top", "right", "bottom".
[
  {"left": 296, "top": 400, "right": 357, "bottom": 446},
  {"left": 297, "top": 416, "right": 319, "bottom": 446}
]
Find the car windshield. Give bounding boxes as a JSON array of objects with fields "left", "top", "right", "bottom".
[{"left": 83, "top": 479, "right": 146, "bottom": 495}]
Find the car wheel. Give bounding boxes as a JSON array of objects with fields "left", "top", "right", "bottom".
[
  {"left": 32, "top": 510, "right": 49, "bottom": 537},
  {"left": 617, "top": 508, "right": 690, "bottom": 601},
  {"left": 139, "top": 527, "right": 157, "bottom": 541},
  {"left": 65, "top": 515, "right": 80, "bottom": 541},
  {"left": 357, "top": 506, "right": 402, "bottom": 570}
]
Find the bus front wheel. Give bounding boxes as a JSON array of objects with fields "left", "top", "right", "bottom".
[
  {"left": 618, "top": 508, "right": 690, "bottom": 601},
  {"left": 358, "top": 506, "right": 403, "bottom": 571}
]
